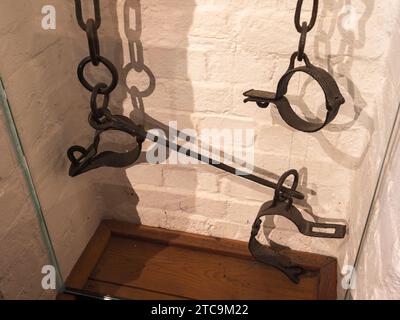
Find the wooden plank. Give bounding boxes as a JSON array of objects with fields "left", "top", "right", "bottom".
[
  {"left": 317, "top": 259, "right": 338, "bottom": 300},
  {"left": 103, "top": 220, "right": 335, "bottom": 272},
  {"left": 85, "top": 280, "right": 188, "bottom": 300},
  {"left": 56, "top": 293, "right": 76, "bottom": 300},
  {"left": 64, "top": 223, "right": 111, "bottom": 289},
  {"left": 64, "top": 220, "right": 337, "bottom": 299},
  {"left": 91, "top": 236, "right": 321, "bottom": 300}
]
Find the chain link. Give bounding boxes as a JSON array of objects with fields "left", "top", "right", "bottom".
[
  {"left": 297, "top": 22, "right": 308, "bottom": 61},
  {"left": 90, "top": 83, "right": 110, "bottom": 121},
  {"left": 74, "top": 0, "right": 101, "bottom": 31},
  {"left": 294, "top": 0, "right": 319, "bottom": 33},
  {"left": 85, "top": 18, "right": 101, "bottom": 66},
  {"left": 77, "top": 55, "right": 119, "bottom": 94}
]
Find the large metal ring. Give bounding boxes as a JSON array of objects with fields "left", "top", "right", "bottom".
[
  {"left": 243, "top": 52, "right": 345, "bottom": 133},
  {"left": 77, "top": 56, "right": 119, "bottom": 94},
  {"left": 274, "top": 52, "right": 345, "bottom": 132}
]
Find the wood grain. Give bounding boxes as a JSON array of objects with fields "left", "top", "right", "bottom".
[
  {"left": 91, "top": 236, "right": 320, "bottom": 300},
  {"left": 85, "top": 280, "right": 188, "bottom": 300},
  {"left": 59, "top": 220, "right": 338, "bottom": 300},
  {"left": 64, "top": 223, "right": 111, "bottom": 289},
  {"left": 103, "top": 220, "right": 335, "bottom": 271}
]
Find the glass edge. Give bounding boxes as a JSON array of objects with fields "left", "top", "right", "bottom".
[
  {"left": 0, "top": 76, "right": 64, "bottom": 292},
  {"left": 344, "top": 103, "right": 400, "bottom": 300}
]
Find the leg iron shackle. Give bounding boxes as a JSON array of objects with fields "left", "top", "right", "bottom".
[
  {"left": 67, "top": 112, "right": 144, "bottom": 177},
  {"left": 244, "top": 0, "right": 345, "bottom": 132},
  {"left": 244, "top": 53, "right": 345, "bottom": 132},
  {"left": 248, "top": 170, "right": 346, "bottom": 283}
]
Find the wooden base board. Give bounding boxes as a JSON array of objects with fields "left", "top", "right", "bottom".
[{"left": 59, "top": 220, "right": 338, "bottom": 300}]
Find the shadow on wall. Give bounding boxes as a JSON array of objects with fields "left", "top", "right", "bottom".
[
  {"left": 92, "top": 0, "right": 197, "bottom": 225},
  {"left": 266, "top": 0, "right": 375, "bottom": 230},
  {"left": 299, "top": 0, "right": 374, "bottom": 170},
  {"left": 279, "top": 0, "right": 376, "bottom": 229},
  {"left": 88, "top": 0, "right": 195, "bottom": 294},
  {"left": 268, "top": 0, "right": 374, "bottom": 172}
]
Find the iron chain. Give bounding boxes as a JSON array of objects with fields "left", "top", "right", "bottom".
[
  {"left": 294, "top": 0, "right": 319, "bottom": 61},
  {"left": 68, "top": 1, "right": 145, "bottom": 177},
  {"left": 74, "top": 0, "right": 119, "bottom": 125}
]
